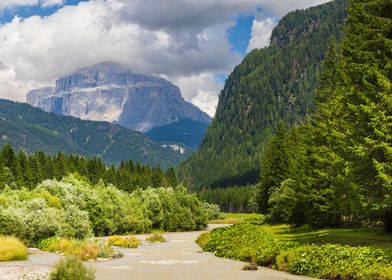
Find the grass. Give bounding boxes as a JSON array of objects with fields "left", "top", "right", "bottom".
[
  {"left": 198, "top": 222, "right": 392, "bottom": 279},
  {"left": 41, "top": 238, "right": 121, "bottom": 260},
  {"left": 0, "top": 236, "right": 28, "bottom": 262},
  {"left": 259, "top": 224, "right": 392, "bottom": 249},
  {"left": 145, "top": 234, "right": 166, "bottom": 243},
  {"left": 107, "top": 235, "right": 141, "bottom": 248},
  {"left": 209, "top": 212, "right": 262, "bottom": 224}
]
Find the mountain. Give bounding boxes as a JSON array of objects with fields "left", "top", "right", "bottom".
[
  {"left": 177, "top": 0, "right": 348, "bottom": 189},
  {"left": 26, "top": 62, "right": 211, "bottom": 147},
  {"left": 145, "top": 119, "right": 209, "bottom": 149},
  {"left": 0, "top": 99, "right": 190, "bottom": 168}
]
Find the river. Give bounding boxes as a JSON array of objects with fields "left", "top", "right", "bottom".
[{"left": 0, "top": 225, "right": 314, "bottom": 280}]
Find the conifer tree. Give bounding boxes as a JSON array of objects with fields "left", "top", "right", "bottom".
[
  {"left": 337, "top": 0, "right": 392, "bottom": 231},
  {"left": 257, "top": 122, "right": 291, "bottom": 213}
]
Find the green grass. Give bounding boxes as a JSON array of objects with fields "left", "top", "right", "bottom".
[
  {"left": 209, "top": 212, "right": 262, "bottom": 224},
  {"left": 198, "top": 223, "right": 392, "bottom": 279},
  {"left": 259, "top": 224, "right": 392, "bottom": 249},
  {"left": 0, "top": 236, "right": 28, "bottom": 262}
]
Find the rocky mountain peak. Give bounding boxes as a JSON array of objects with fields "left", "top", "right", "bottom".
[{"left": 27, "top": 62, "right": 211, "bottom": 136}]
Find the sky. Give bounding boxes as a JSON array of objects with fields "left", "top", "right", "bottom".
[{"left": 0, "top": 0, "right": 330, "bottom": 116}]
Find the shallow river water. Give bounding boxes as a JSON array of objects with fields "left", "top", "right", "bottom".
[{"left": 0, "top": 225, "right": 315, "bottom": 280}]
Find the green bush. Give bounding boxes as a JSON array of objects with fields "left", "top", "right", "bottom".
[
  {"left": 202, "top": 224, "right": 296, "bottom": 265},
  {"left": 49, "top": 256, "right": 95, "bottom": 280},
  {"left": 276, "top": 244, "right": 392, "bottom": 279},
  {"left": 0, "top": 175, "right": 210, "bottom": 245},
  {"left": 196, "top": 232, "right": 211, "bottom": 248},
  {"left": 199, "top": 223, "right": 392, "bottom": 280}
]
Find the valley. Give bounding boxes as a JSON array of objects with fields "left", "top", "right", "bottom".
[
  {"left": 0, "top": 225, "right": 313, "bottom": 280},
  {"left": 0, "top": 0, "right": 391, "bottom": 279}
]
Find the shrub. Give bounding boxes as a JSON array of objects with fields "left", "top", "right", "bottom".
[
  {"left": 0, "top": 236, "right": 28, "bottom": 261},
  {"left": 146, "top": 234, "right": 166, "bottom": 243},
  {"left": 44, "top": 238, "right": 118, "bottom": 260},
  {"left": 203, "top": 203, "right": 220, "bottom": 220},
  {"left": 107, "top": 236, "right": 141, "bottom": 248},
  {"left": 0, "top": 206, "right": 26, "bottom": 238},
  {"left": 49, "top": 256, "right": 95, "bottom": 280},
  {"left": 202, "top": 224, "right": 296, "bottom": 266},
  {"left": 199, "top": 223, "right": 392, "bottom": 280},
  {"left": 0, "top": 175, "right": 211, "bottom": 245},
  {"left": 196, "top": 232, "right": 211, "bottom": 248},
  {"left": 276, "top": 244, "right": 392, "bottom": 279}
]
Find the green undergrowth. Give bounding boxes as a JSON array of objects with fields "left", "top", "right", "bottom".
[
  {"left": 198, "top": 223, "right": 392, "bottom": 279},
  {"left": 209, "top": 212, "right": 262, "bottom": 224}
]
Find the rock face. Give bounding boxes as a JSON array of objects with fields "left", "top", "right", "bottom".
[{"left": 27, "top": 62, "right": 211, "bottom": 134}]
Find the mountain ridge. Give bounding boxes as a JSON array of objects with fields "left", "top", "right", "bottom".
[
  {"left": 178, "top": 0, "right": 348, "bottom": 189},
  {"left": 0, "top": 98, "right": 190, "bottom": 168},
  {"left": 27, "top": 61, "right": 211, "bottom": 134}
]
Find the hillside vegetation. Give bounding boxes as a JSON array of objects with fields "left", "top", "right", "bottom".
[
  {"left": 178, "top": 0, "right": 348, "bottom": 189},
  {"left": 0, "top": 99, "right": 189, "bottom": 168},
  {"left": 0, "top": 144, "right": 178, "bottom": 192}
]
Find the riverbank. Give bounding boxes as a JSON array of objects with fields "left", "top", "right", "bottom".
[
  {"left": 198, "top": 223, "right": 392, "bottom": 280},
  {"left": 0, "top": 225, "right": 313, "bottom": 280}
]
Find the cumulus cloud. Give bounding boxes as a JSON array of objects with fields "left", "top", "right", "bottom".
[
  {"left": 247, "top": 17, "right": 276, "bottom": 51},
  {"left": 0, "top": 0, "right": 332, "bottom": 116},
  {"left": 168, "top": 72, "right": 223, "bottom": 116}
]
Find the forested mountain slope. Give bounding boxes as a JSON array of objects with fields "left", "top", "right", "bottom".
[
  {"left": 178, "top": 0, "right": 348, "bottom": 189},
  {"left": 0, "top": 99, "right": 190, "bottom": 168}
]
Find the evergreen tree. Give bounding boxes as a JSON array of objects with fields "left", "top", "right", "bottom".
[
  {"left": 257, "top": 122, "right": 291, "bottom": 213},
  {"left": 337, "top": 0, "right": 392, "bottom": 231}
]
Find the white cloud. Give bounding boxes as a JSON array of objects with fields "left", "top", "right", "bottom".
[
  {"left": 258, "top": 0, "right": 331, "bottom": 17},
  {"left": 0, "top": 0, "right": 332, "bottom": 116},
  {"left": 247, "top": 17, "right": 276, "bottom": 51},
  {"left": 41, "top": 0, "right": 64, "bottom": 7},
  {"left": 168, "top": 72, "right": 223, "bottom": 116}
]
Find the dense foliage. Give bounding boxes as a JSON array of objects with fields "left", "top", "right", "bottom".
[
  {"left": 178, "top": 0, "right": 348, "bottom": 189},
  {"left": 199, "top": 224, "right": 392, "bottom": 280},
  {"left": 0, "top": 144, "right": 178, "bottom": 192},
  {"left": 145, "top": 119, "right": 209, "bottom": 149},
  {"left": 198, "top": 185, "right": 257, "bottom": 213},
  {"left": 0, "top": 175, "right": 214, "bottom": 246},
  {"left": 256, "top": 0, "right": 392, "bottom": 231},
  {"left": 0, "top": 99, "right": 189, "bottom": 168}
]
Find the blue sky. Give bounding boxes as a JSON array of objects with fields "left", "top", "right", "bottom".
[{"left": 0, "top": 1, "right": 87, "bottom": 23}]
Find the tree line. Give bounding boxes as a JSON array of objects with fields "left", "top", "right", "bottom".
[
  {"left": 257, "top": 0, "right": 392, "bottom": 232},
  {"left": 0, "top": 144, "right": 178, "bottom": 192}
]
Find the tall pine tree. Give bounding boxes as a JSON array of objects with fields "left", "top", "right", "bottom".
[{"left": 338, "top": 0, "right": 392, "bottom": 231}]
